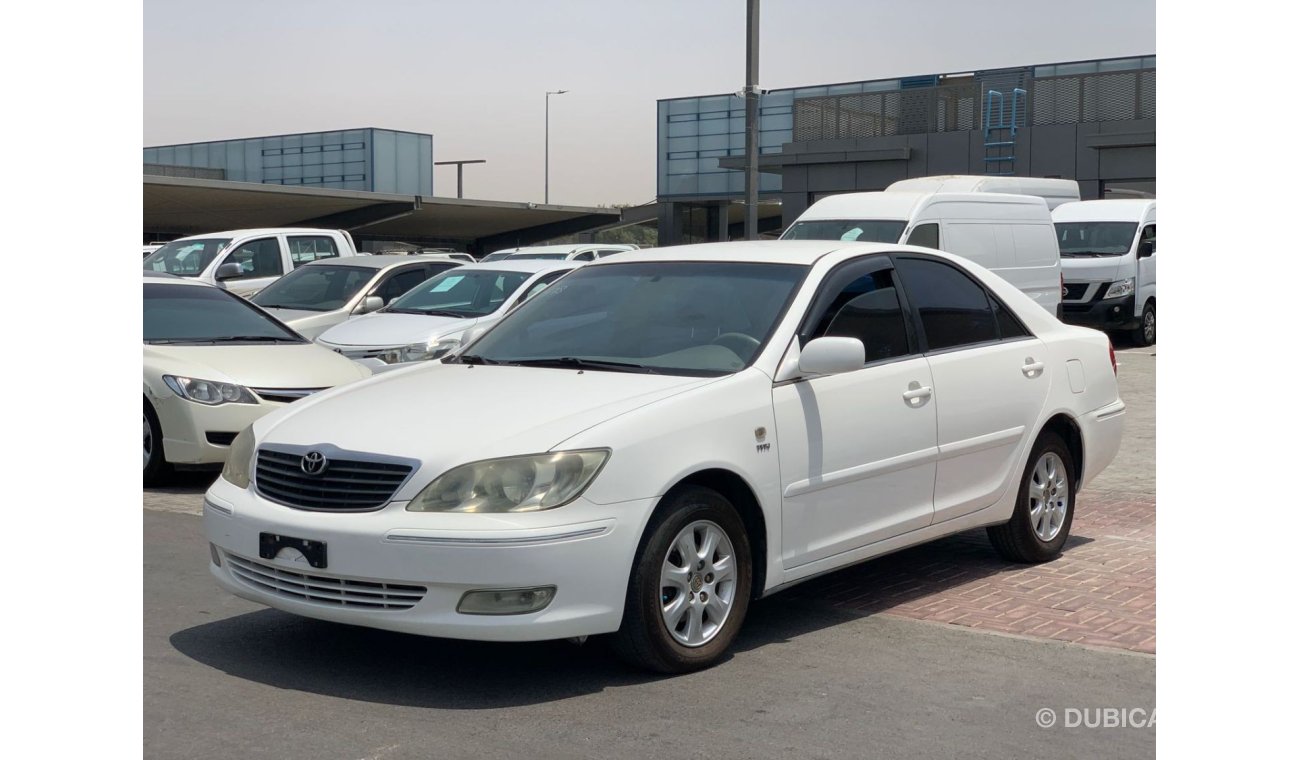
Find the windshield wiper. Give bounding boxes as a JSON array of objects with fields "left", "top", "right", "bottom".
[
  {"left": 505, "top": 357, "right": 660, "bottom": 374},
  {"left": 203, "top": 336, "right": 301, "bottom": 343},
  {"left": 456, "top": 354, "right": 511, "bottom": 365}
]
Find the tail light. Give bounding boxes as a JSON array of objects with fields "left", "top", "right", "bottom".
[{"left": 1108, "top": 341, "right": 1118, "bottom": 375}]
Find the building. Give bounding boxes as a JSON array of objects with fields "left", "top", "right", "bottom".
[
  {"left": 144, "top": 128, "right": 433, "bottom": 195},
  {"left": 656, "top": 55, "right": 1155, "bottom": 244}
]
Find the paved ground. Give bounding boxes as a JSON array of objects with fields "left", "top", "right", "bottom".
[{"left": 144, "top": 345, "right": 1155, "bottom": 758}]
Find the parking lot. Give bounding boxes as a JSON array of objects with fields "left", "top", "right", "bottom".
[{"left": 144, "top": 344, "right": 1155, "bottom": 759}]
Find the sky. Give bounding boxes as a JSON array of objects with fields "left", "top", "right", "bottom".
[{"left": 144, "top": 0, "right": 1155, "bottom": 208}]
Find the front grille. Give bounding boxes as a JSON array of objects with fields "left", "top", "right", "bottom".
[
  {"left": 1063, "top": 282, "right": 1089, "bottom": 302},
  {"left": 226, "top": 554, "right": 426, "bottom": 610},
  {"left": 250, "top": 387, "right": 328, "bottom": 404},
  {"left": 206, "top": 431, "right": 237, "bottom": 446},
  {"left": 255, "top": 447, "right": 413, "bottom": 511}
]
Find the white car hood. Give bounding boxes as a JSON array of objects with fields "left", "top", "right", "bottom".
[
  {"left": 262, "top": 308, "right": 347, "bottom": 340},
  {"left": 317, "top": 312, "right": 479, "bottom": 347},
  {"left": 144, "top": 343, "right": 370, "bottom": 388},
  {"left": 256, "top": 363, "right": 718, "bottom": 486},
  {"left": 1061, "top": 256, "right": 1126, "bottom": 282}
]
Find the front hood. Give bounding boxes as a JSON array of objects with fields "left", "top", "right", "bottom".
[
  {"left": 262, "top": 308, "right": 347, "bottom": 340},
  {"left": 1061, "top": 256, "right": 1126, "bottom": 282},
  {"left": 317, "top": 312, "right": 478, "bottom": 348},
  {"left": 144, "top": 343, "right": 369, "bottom": 388},
  {"left": 256, "top": 363, "right": 718, "bottom": 487}
]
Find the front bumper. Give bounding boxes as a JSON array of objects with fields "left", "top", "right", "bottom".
[
  {"left": 1061, "top": 292, "right": 1138, "bottom": 331},
  {"left": 203, "top": 476, "right": 655, "bottom": 641},
  {"left": 153, "top": 395, "right": 284, "bottom": 466}
]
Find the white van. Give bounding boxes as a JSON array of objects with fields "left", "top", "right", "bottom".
[
  {"left": 1052, "top": 199, "right": 1156, "bottom": 346},
  {"left": 782, "top": 191, "right": 1063, "bottom": 315},
  {"left": 886, "top": 175, "right": 1081, "bottom": 210},
  {"left": 142, "top": 228, "right": 361, "bottom": 297}
]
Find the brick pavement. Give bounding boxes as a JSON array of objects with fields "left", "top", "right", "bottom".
[{"left": 784, "top": 488, "right": 1156, "bottom": 654}]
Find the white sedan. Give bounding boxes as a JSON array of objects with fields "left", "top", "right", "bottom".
[
  {"left": 203, "top": 241, "right": 1125, "bottom": 672},
  {"left": 315, "top": 260, "right": 578, "bottom": 368},
  {"left": 144, "top": 273, "right": 371, "bottom": 484}
]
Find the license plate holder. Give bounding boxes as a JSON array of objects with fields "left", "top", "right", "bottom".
[{"left": 259, "top": 532, "right": 328, "bottom": 569}]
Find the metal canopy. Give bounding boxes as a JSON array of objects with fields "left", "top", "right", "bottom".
[{"left": 143, "top": 175, "right": 620, "bottom": 252}]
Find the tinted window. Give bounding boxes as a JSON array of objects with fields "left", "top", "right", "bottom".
[
  {"left": 221, "top": 238, "right": 284, "bottom": 280},
  {"left": 782, "top": 219, "right": 906, "bottom": 243},
  {"left": 376, "top": 267, "right": 435, "bottom": 303},
  {"left": 809, "top": 269, "right": 911, "bottom": 364},
  {"left": 905, "top": 223, "right": 940, "bottom": 250},
  {"left": 252, "top": 264, "right": 372, "bottom": 311},
  {"left": 574, "top": 251, "right": 596, "bottom": 261},
  {"left": 1055, "top": 222, "right": 1138, "bottom": 256},
  {"left": 991, "top": 297, "right": 1030, "bottom": 339},
  {"left": 144, "top": 284, "right": 301, "bottom": 344},
  {"left": 896, "top": 258, "right": 997, "bottom": 351},
  {"left": 287, "top": 235, "right": 340, "bottom": 267}
]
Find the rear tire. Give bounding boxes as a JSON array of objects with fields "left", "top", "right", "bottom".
[
  {"left": 987, "top": 432, "right": 1075, "bottom": 563},
  {"left": 611, "top": 485, "right": 752, "bottom": 674},
  {"left": 1131, "top": 300, "right": 1155, "bottom": 347},
  {"left": 143, "top": 400, "right": 170, "bottom": 486}
]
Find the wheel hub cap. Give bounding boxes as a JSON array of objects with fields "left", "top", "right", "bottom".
[
  {"left": 1028, "top": 452, "right": 1069, "bottom": 542},
  {"left": 659, "top": 519, "right": 737, "bottom": 648}
]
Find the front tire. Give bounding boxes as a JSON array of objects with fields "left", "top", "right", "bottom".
[
  {"left": 143, "top": 400, "right": 170, "bottom": 486},
  {"left": 612, "top": 485, "right": 752, "bottom": 673},
  {"left": 1131, "top": 300, "right": 1156, "bottom": 346},
  {"left": 987, "top": 432, "right": 1075, "bottom": 563}
]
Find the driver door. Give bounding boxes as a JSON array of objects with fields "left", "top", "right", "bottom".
[{"left": 216, "top": 236, "right": 285, "bottom": 297}]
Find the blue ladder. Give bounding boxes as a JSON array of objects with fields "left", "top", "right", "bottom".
[{"left": 982, "top": 87, "right": 1026, "bottom": 175}]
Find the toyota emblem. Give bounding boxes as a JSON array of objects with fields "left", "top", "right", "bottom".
[{"left": 301, "top": 450, "right": 328, "bottom": 476}]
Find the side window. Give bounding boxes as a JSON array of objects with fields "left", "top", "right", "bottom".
[
  {"left": 905, "top": 223, "right": 940, "bottom": 250},
  {"left": 1139, "top": 224, "right": 1156, "bottom": 254},
  {"left": 287, "top": 235, "right": 340, "bottom": 268},
  {"left": 518, "top": 270, "right": 568, "bottom": 304},
  {"left": 573, "top": 251, "right": 596, "bottom": 261},
  {"left": 808, "top": 267, "right": 912, "bottom": 365},
  {"left": 991, "top": 296, "right": 1031, "bottom": 340},
  {"left": 895, "top": 257, "right": 997, "bottom": 351},
  {"left": 222, "top": 238, "right": 284, "bottom": 280},
  {"left": 596, "top": 249, "right": 623, "bottom": 258},
  {"left": 375, "top": 267, "right": 432, "bottom": 304}
]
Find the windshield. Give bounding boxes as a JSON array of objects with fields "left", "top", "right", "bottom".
[
  {"left": 252, "top": 264, "right": 374, "bottom": 311},
  {"left": 507, "top": 252, "right": 571, "bottom": 260},
  {"left": 1055, "top": 222, "right": 1139, "bottom": 256},
  {"left": 385, "top": 269, "right": 532, "bottom": 317},
  {"left": 460, "top": 261, "right": 807, "bottom": 376},
  {"left": 143, "top": 238, "right": 232, "bottom": 276},
  {"left": 144, "top": 283, "right": 304, "bottom": 344},
  {"left": 781, "top": 219, "right": 906, "bottom": 243}
]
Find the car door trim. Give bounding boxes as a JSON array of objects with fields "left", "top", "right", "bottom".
[
  {"left": 935, "top": 425, "right": 1025, "bottom": 461},
  {"left": 783, "top": 445, "right": 940, "bottom": 498}
]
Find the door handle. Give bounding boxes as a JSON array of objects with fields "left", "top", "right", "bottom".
[
  {"left": 1022, "top": 358, "right": 1045, "bottom": 378},
  {"left": 902, "top": 382, "right": 933, "bottom": 407}
]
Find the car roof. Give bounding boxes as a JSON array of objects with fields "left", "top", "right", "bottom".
[
  {"left": 796, "top": 190, "right": 1050, "bottom": 222},
  {"left": 297, "top": 254, "right": 461, "bottom": 270},
  {"left": 588, "top": 240, "right": 900, "bottom": 266},
  {"left": 171, "top": 228, "right": 339, "bottom": 241},
  {"left": 1052, "top": 199, "right": 1156, "bottom": 221},
  {"left": 446, "top": 259, "right": 580, "bottom": 274}
]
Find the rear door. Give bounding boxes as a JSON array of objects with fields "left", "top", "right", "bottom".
[
  {"left": 286, "top": 234, "right": 342, "bottom": 269},
  {"left": 893, "top": 255, "right": 1049, "bottom": 524},
  {"left": 215, "top": 236, "right": 286, "bottom": 297}
]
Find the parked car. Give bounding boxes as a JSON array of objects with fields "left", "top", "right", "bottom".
[
  {"left": 1053, "top": 199, "right": 1157, "bottom": 346},
  {"left": 203, "top": 240, "right": 1124, "bottom": 673},
  {"left": 782, "top": 191, "right": 1063, "bottom": 316},
  {"left": 478, "top": 247, "right": 520, "bottom": 262},
  {"left": 143, "top": 244, "right": 165, "bottom": 257},
  {"left": 314, "top": 260, "right": 578, "bottom": 369},
  {"left": 250, "top": 255, "right": 463, "bottom": 339},
  {"left": 886, "top": 175, "right": 1081, "bottom": 210},
  {"left": 143, "top": 228, "right": 361, "bottom": 297},
  {"left": 503, "top": 244, "right": 638, "bottom": 262},
  {"left": 143, "top": 273, "right": 371, "bottom": 485}
]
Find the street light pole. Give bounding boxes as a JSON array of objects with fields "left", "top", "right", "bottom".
[
  {"left": 744, "top": 0, "right": 761, "bottom": 240},
  {"left": 545, "top": 89, "right": 568, "bottom": 204}
]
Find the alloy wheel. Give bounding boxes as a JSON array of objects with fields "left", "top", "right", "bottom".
[
  {"left": 659, "top": 520, "right": 737, "bottom": 647},
  {"left": 143, "top": 414, "right": 153, "bottom": 471},
  {"left": 1028, "top": 452, "right": 1069, "bottom": 541}
]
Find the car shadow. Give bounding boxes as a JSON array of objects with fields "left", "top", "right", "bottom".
[
  {"left": 168, "top": 529, "right": 1093, "bottom": 708},
  {"left": 146, "top": 469, "right": 218, "bottom": 495}
]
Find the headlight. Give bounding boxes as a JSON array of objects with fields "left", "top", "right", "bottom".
[
  {"left": 220, "top": 426, "right": 256, "bottom": 488},
  {"left": 1104, "top": 278, "right": 1135, "bottom": 299},
  {"left": 378, "top": 337, "right": 462, "bottom": 365},
  {"left": 162, "top": 375, "right": 258, "bottom": 405},
  {"left": 407, "top": 450, "right": 610, "bottom": 513}
]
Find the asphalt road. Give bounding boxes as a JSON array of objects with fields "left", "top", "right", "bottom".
[{"left": 145, "top": 344, "right": 1156, "bottom": 760}]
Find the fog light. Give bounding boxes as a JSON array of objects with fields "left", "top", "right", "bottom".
[
  {"left": 209, "top": 542, "right": 222, "bottom": 567},
  {"left": 457, "top": 586, "right": 556, "bottom": 615}
]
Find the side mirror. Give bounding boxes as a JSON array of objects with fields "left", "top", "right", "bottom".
[
  {"left": 357, "top": 295, "right": 384, "bottom": 314},
  {"left": 798, "top": 337, "right": 865, "bottom": 376},
  {"left": 1138, "top": 240, "right": 1155, "bottom": 258},
  {"left": 215, "top": 263, "right": 243, "bottom": 281}
]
